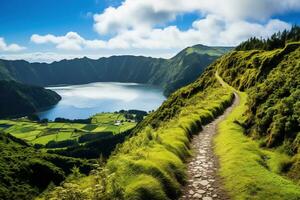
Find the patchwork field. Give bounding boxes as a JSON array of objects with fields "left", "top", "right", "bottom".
[{"left": 0, "top": 112, "right": 136, "bottom": 146}]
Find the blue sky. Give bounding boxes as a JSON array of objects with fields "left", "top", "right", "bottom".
[
  {"left": 0, "top": 0, "right": 299, "bottom": 62},
  {"left": 0, "top": 1, "right": 106, "bottom": 47}
]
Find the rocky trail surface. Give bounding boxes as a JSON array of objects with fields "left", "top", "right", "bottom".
[{"left": 180, "top": 93, "right": 239, "bottom": 200}]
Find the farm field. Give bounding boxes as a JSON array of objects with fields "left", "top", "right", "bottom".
[{"left": 0, "top": 112, "right": 136, "bottom": 146}]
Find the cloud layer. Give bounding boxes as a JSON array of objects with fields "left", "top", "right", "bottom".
[
  {"left": 93, "top": 0, "right": 299, "bottom": 35},
  {"left": 5, "top": 0, "right": 300, "bottom": 61}
]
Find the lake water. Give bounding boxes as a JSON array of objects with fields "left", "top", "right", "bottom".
[{"left": 37, "top": 82, "right": 166, "bottom": 120}]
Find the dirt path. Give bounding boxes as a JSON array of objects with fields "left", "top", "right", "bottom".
[{"left": 179, "top": 93, "right": 239, "bottom": 200}]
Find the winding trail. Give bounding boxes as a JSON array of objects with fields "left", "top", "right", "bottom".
[{"left": 179, "top": 92, "right": 239, "bottom": 200}]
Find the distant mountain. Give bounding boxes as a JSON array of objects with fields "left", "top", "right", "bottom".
[
  {"left": 0, "top": 45, "right": 232, "bottom": 96},
  {"left": 183, "top": 44, "right": 232, "bottom": 56},
  {"left": 0, "top": 80, "right": 61, "bottom": 118}
]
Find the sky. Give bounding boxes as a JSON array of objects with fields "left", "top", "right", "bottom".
[{"left": 0, "top": 0, "right": 300, "bottom": 62}]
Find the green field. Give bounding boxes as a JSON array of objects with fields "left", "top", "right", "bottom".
[{"left": 0, "top": 112, "right": 136, "bottom": 146}]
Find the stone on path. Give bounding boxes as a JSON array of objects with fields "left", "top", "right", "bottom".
[
  {"left": 193, "top": 193, "right": 202, "bottom": 199},
  {"left": 197, "top": 189, "right": 206, "bottom": 194},
  {"left": 202, "top": 197, "right": 213, "bottom": 200},
  {"left": 199, "top": 180, "right": 209, "bottom": 186}
]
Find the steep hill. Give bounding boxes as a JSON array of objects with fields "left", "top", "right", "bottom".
[
  {"left": 0, "top": 81, "right": 61, "bottom": 118},
  {"left": 217, "top": 42, "right": 300, "bottom": 150},
  {"left": 0, "top": 45, "right": 232, "bottom": 95}
]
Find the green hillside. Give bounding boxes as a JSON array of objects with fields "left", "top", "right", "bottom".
[
  {"left": 0, "top": 45, "right": 231, "bottom": 96},
  {"left": 215, "top": 41, "right": 300, "bottom": 183},
  {"left": 0, "top": 81, "right": 61, "bottom": 118}
]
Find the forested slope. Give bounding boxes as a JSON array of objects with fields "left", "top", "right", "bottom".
[
  {"left": 0, "top": 80, "right": 61, "bottom": 118},
  {"left": 0, "top": 132, "right": 93, "bottom": 200}
]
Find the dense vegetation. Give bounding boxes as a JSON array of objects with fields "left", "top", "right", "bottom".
[
  {"left": 0, "top": 80, "right": 61, "bottom": 118},
  {"left": 215, "top": 41, "right": 300, "bottom": 187},
  {"left": 236, "top": 25, "right": 300, "bottom": 51},
  {"left": 0, "top": 132, "right": 93, "bottom": 200},
  {"left": 0, "top": 112, "right": 138, "bottom": 199},
  {"left": 0, "top": 45, "right": 231, "bottom": 95},
  {"left": 217, "top": 42, "right": 300, "bottom": 153},
  {"left": 48, "top": 128, "right": 133, "bottom": 159}
]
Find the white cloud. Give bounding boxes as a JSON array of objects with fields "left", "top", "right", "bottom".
[
  {"left": 31, "top": 32, "right": 106, "bottom": 51},
  {"left": 89, "top": 0, "right": 295, "bottom": 48},
  {"left": 0, "top": 37, "right": 26, "bottom": 52},
  {"left": 0, "top": 50, "right": 175, "bottom": 63},
  {"left": 0, "top": 52, "right": 82, "bottom": 63},
  {"left": 121, "top": 18, "right": 291, "bottom": 47}
]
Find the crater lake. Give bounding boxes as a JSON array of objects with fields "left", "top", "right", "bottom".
[{"left": 37, "top": 82, "right": 166, "bottom": 120}]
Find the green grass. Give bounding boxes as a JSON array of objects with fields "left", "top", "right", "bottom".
[
  {"left": 214, "top": 74, "right": 300, "bottom": 200},
  {"left": 91, "top": 113, "right": 126, "bottom": 124},
  {"left": 33, "top": 134, "right": 57, "bottom": 145}
]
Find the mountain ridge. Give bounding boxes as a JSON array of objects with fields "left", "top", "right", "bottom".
[{"left": 0, "top": 44, "right": 232, "bottom": 96}]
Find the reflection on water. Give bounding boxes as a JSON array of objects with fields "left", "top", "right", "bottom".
[{"left": 37, "top": 82, "right": 166, "bottom": 120}]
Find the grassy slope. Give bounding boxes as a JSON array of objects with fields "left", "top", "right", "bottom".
[
  {"left": 214, "top": 42, "right": 300, "bottom": 180},
  {"left": 215, "top": 73, "right": 300, "bottom": 199},
  {"left": 43, "top": 67, "right": 234, "bottom": 199}
]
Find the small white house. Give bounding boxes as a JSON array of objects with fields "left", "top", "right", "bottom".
[{"left": 114, "top": 120, "right": 121, "bottom": 126}]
